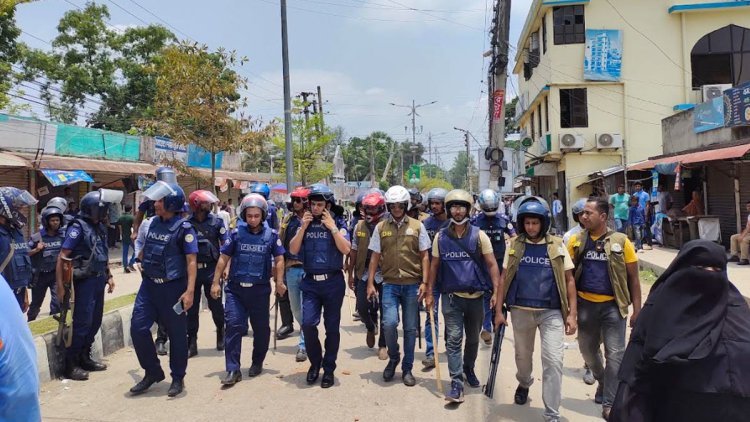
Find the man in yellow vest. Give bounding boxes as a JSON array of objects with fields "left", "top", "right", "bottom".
[
  {"left": 568, "top": 198, "right": 641, "bottom": 420},
  {"left": 366, "top": 185, "right": 431, "bottom": 387}
]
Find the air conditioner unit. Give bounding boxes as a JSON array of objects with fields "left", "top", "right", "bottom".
[
  {"left": 559, "top": 133, "right": 584, "bottom": 151},
  {"left": 596, "top": 133, "right": 623, "bottom": 149},
  {"left": 701, "top": 84, "right": 732, "bottom": 102}
]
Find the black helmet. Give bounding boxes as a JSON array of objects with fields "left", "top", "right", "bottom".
[
  {"left": 516, "top": 201, "right": 551, "bottom": 237},
  {"left": 41, "top": 206, "right": 64, "bottom": 229}
]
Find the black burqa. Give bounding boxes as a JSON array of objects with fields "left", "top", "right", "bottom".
[{"left": 610, "top": 240, "right": 750, "bottom": 422}]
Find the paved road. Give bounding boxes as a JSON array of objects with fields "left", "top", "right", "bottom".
[{"left": 39, "top": 289, "right": 610, "bottom": 422}]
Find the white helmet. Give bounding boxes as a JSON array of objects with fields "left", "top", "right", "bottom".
[
  {"left": 478, "top": 189, "right": 504, "bottom": 217},
  {"left": 384, "top": 185, "right": 411, "bottom": 210}
]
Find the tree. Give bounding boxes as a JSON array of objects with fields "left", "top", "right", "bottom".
[
  {"left": 342, "top": 131, "right": 397, "bottom": 184},
  {"left": 416, "top": 176, "right": 452, "bottom": 191},
  {"left": 0, "top": 1, "right": 34, "bottom": 110},
  {"left": 144, "top": 43, "right": 268, "bottom": 192},
  {"left": 505, "top": 96, "right": 519, "bottom": 134},
  {"left": 448, "top": 151, "right": 476, "bottom": 191}
]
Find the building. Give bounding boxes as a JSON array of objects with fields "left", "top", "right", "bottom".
[{"left": 511, "top": 0, "right": 750, "bottom": 226}]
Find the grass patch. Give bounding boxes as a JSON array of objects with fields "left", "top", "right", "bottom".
[
  {"left": 28, "top": 293, "right": 137, "bottom": 337},
  {"left": 640, "top": 269, "right": 659, "bottom": 286}
]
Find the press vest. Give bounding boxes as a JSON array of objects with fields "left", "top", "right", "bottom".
[
  {"left": 473, "top": 214, "right": 511, "bottom": 265},
  {"left": 190, "top": 213, "right": 223, "bottom": 264},
  {"left": 437, "top": 226, "right": 491, "bottom": 294},
  {"left": 228, "top": 224, "right": 274, "bottom": 284},
  {"left": 504, "top": 235, "right": 570, "bottom": 320},
  {"left": 1, "top": 225, "right": 33, "bottom": 289},
  {"left": 142, "top": 217, "right": 189, "bottom": 280},
  {"left": 353, "top": 220, "right": 374, "bottom": 280},
  {"left": 378, "top": 216, "right": 423, "bottom": 285},
  {"left": 302, "top": 218, "right": 344, "bottom": 274},
  {"left": 505, "top": 242, "right": 561, "bottom": 309},
  {"left": 280, "top": 213, "right": 304, "bottom": 263},
  {"left": 69, "top": 218, "right": 109, "bottom": 279},
  {"left": 32, "top": 228, "right": 65, "bottom": 273},
  {"left": 573, "top": 230, "right": 632, "bottom": 317}
]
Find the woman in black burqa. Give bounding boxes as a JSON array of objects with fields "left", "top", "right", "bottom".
[{"left": 609, "top": 239, "right": 750, "bottom": 422}]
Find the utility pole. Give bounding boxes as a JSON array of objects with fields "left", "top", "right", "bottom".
[
  {"left": 454, "top": 127, "right": 473, "bottom": 192},
  {"left": 428, "top": 132, "right": 432, "bottom": 178},
  {"left": 369, "top": 137, "right": 376, "bottom": 187},
  {"left": 390, "top": 99, "right": 437, "bottom": 166},
  {"left": 298, "top": 91, "right": 314, "bottom": 185},
  {"left": 280, "top": 0, "right": 294, "bottom": 193},
  {"left": 490, "top": 0, "right": 511, "bottom": 149},
  {"left": 317, "top": 85, "right": 324, "bottom": 134}
]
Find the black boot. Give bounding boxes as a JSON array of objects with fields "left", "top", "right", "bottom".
[
  {"left": 129, "top": 373, "right": 165, "bottom": 395},
  {"left": 216, "top": 326, "right": 225, "bottom": 351},
  {"left": 188, "top": 337, "right": 198, "bottom": 358},
  {"left": 65, "top": 355, "right": 89, "bottom": 381},
  {"left": 80, "top": 347, "right": 107, "bottom": 371},
  {"left": 167, "top": 378, "right": 184, "bottom": 397}
]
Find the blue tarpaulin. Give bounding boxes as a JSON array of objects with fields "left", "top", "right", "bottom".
[{"left": 41, "top": 169, "right": 95, "bottom": 186}]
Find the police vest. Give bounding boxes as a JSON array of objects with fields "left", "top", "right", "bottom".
[
  {"left": 1, "top": 225, "right": 33, "bottom": 289},
  {"left": 190, "top": 214, "right": 223, "bottom": 264},
  {"left": 473, "top": 214, "right": 511, "bottom": 264},
  {"left": 437, "top": 226, "right": 491, "bottom": 294},
  {"left": 572, "top": 230, "right": 632, "bottom": 318},
  {"left": 349, "top": 215, "right": 361, "bottom": 235},
  {"left": 302, "top": 219, "right": 344, "bottom": 274},
  {"left": 280, "top": 213, "right": 303, "bottom": 263},
  {"left": 423, "top": 215, "right": 449, "bottom": 242},
  {"left": 505, "top": 243, "right": 561, "bottom": 309},
  {"left": 69, "top": 218, "right": 109, "bottom": 279},
  {"left": 142, "top": 217, "right": 189, "bottom": 280},
  {"left": 228, "top": 225, "right": 274, "bottom": 284},
  {"left": 266, "top": 203, "right": 277, "bottom": 229},
  {"left": 32, "top": 228, "right": 65, "bottom": 273},
  {"left": 504, "top": 235, "right": 571, "bottom": 320},
  {"left": 353, "top": 220, "right": 374, "bottom": 281},
  {"left": 378, "top": 217, "right": 423, "bottom": 285}
]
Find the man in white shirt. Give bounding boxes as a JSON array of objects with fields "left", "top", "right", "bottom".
[{"left": 729, "top": 201, "right": 750, "bottom": 265}]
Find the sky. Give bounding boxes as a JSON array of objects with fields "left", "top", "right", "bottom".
[{"left": 14, "top": 0, "right": 535, "bottom": 170}]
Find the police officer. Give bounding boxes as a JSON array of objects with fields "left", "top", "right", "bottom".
[
  {"left": 129, "top": 181, "right": 197, "bottom": 397},
  {"left": 473, "top": 189, "right": 516, "bottom": 345},
  {"left": 211, "top": 194, "right": 286, "bottom": 385},
  {"left": 46, "top": 196, "right": 74, "bottom": 228},
  {"left": 421, "top": 187, "right": 449, "bottom": 369},
  {"left": 56, "top": 189, "right": 120, "bottom": 381},
  {"left": 250, "top": 183, "right": 278, "bottom": 230},
  {"left": 186, "top": 190, "right": 227, "bottom": 356},
  {"left": 423, "top": 189, "right": 502, "bottom": 403},
  {"left": 495, "top": 200, "right": 578, "bottom": 420},
  {"left": 0, "top": 187, "right": 37, "bottom": 312},
  {"left": 279, "top": 187, "right": 310, "bottom": 362},
  {"left": 289, "top": 184, "right": 351, "bottom": 389},
  {"left": 406, "top": 188, "right": 429, "bottom": 221},
  {"left": 27, "top": 206, "right": 66, "bottom": 321}
]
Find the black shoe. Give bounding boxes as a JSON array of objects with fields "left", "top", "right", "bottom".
[
  {"left": 129, "top": 374, "right": 165, "bottom": 395},
  {"left": 65, "top": 355, "right": 89, "bottom": 381},
  {"left": 738, "top": 259, "right": 750, "bottom": 266},
  {"left": 366, "top": 330, "right": 376, "bottom": 348},
  {"left": 306, "top": 365, "right": 320, "bottom": 385},
  {"left": 188, "top": 338, "right": 198, "bottom": 358},
  {"left": 80, "top": 348, "right": 107, "bottom": 372},
  {"left": 383, "top": 358, "right": 400, "bottom": 382},
  {"left": 221, "top": 370, "right": 242, "bottom": 386},
  {"left": 216, "top": 327, "right": 225, "bottom": 351},
  {"left": 321, "top": 372, "right": 334, "bottom": 388},
  {"left": 514, "top": 385, "right": 529, "bottom": 405},
  {"left": 247, "top": 363, "right": 262, "bottom": 377},
  {"left": 463, "top": 367, "right": 480, "bottom": 388},
  {"left": 402, "top": 371, "right": 416, "bottom": 387},
  {"left": 276, "top": 325, "right": 294, "bottom": 340},
  {"left": 124, "top": 267, "right": 131, "bottom": 273},
  {"left": 728, "top": 255, "right": 740, "bottom": 262},
  {"left": 595, "top": 383, "right": 604, "bottom": 404},
  {"left": 156, "top": 342, "right": 168, "bottom": 356},
  {"left": 167, "top": 378, "right": 184, "bottom": 397}
]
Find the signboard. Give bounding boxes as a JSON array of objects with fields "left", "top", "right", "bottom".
[
  {"left": 584, "top": 29, "right": 623, "bottom": 82},
  {"left": 154, "top": 136, "right": 187, "bottom": 163},
  {"left": 41, "top": 169, "right": 95, "bottom": 187},
  {"left": 187, "top": 145, "right": 224, "bottom": 169},
  {"left": 408, "top": 164, "right": 421, "bottom": 184},
  {"left": 493, "top": 89, "right": 505, "bottom": 121},
  {"left": 724, "top": 82, "right": 750, "bottom": 127},
  {"left": 693, "top": 97, "right": 724, "bottom": 133}
]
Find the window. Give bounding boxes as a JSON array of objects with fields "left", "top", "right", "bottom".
[
  {"left": 691, "top": 25, "right": 750, "bottom": 88},
  {"left": 560, "top": 88, "right": 588, "bottom": 128},
  {"left": 530, "top": 32, "right": 540, "bottom": 69},
  {"left": 530, "top": 110, "right": 536, "bottom": 140},
  {"left": 544, "top": 97, "right": 550, "bottom": 132},
  {"left": 542, "top": 14, "right": 547, "bottom": 54},
  {"left": 553, "top": 5, "right": 585, "bottom": 45},
  {"left": 538, "top": 104, "right": 543, "bottom": 134}
]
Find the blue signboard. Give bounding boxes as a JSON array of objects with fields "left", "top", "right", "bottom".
[
  {"left": 694, "top": 97, "right": 725, "bottom": 133},
  {"left": 584, "top": 30, "right": 623, "bottom": 82},
  {"left": 41, "top": 169, "right": 95, "bottom": 187},
  {"left": 724, "top": 82, "right": 750, "bottom": 127},
  {"left": 187, "top": 144, "right": 224, "bottom": 169}
]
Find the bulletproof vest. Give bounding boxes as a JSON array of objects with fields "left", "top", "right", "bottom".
[
  {"left": 349, "top": 215, "right": 361, "bottom": 235},
  {"left": 32, "top": 228, "right": 65, "bottom": 273},
  {"left": 280, "top": 213, "right": 303, "bottom": 262},
  {"left": 266, "top": 203, "right": 277, "bottom": 229},
  {"left": 505, "top": 242, "right": 561, "bottom": 309},
  {"left": 437, "top": 226, "right": 491, "bottom": 294},
  {"left": 473, "top": 214, "right": 510, "bottom": 264},
  {"left": 423, "top": 215, "right": 449, "bottom": 242},
  {"left": 142, "top": 216, "right": 188, "bottom": 280},
  {"left": 228, "top": 225, "right": 274, "bottom": 284},
  {"left": 1, "top": 225, "right": 33, "bottom": 289},
  {"left": 573, "top": 230, "right": 632, "bottom": 317},
  {"left": 302, "top": 218, "right": 344, "bottom": 274},
  {"left": 354, "top": 220, "right": 374, "bottom": 280},
  {"left": 575, "top": 235, "right": 614, "bottom": 296},
  {"left": 190, "top": 213, "right": 223, "bottom": 264},
  {"left": 70, "top": 218, "right": 109, "bottom": 279},
  {"left": 378, "top": 217, "right": 423, "bottom": 284}
]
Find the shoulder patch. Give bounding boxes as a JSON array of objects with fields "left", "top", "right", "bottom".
[
  {"left": 339, "top": 228, "right": 347, "bottom": 236},
  {"left": 68, "top": 228, "right": 80, "bottom": 239},
  {"left": 220, "top": 226, "right": 226, "bottom": 234},
  {"left": 276, "top": 238, "right": 282, "bottom": 247},
  {"left": 611, "top": 243, "right": 623, "bottom": 253},
  {"left": 185, "top": 234, "right": 195, "bottom": 243}
]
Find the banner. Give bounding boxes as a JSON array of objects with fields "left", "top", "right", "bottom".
[
  {"left": 154, "top": 136, "right": 187, "bottom": 163},
  {"left": 584, "top": 29, "right": 623, "bottom": 82},
  {"left": 493, "top": 89, "right": 505, "bottom": 121},
  {"left": 41, "top": 169, "right": 95, "bottom": 187},
  {"left": 723, "top": 82, "right": 750, "bottom": 127},
  {"left": 694, "top": 97, "right": 724, "bottom": 133}
]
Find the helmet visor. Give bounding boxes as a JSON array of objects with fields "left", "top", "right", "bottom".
[
  {"left": 98, "top": 188, "right": 124, "bottom": 204},
  {"left": 142, "top": 181, "right": 177, "bottom": 202},
  {"left": 195, "top": 191, "right": 219, "bottom": 205},
  {"left": 0, "top": 187, "right": 38, "bottom": 207}
]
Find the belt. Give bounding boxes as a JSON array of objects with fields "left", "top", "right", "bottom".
[
  {"left": 309, "top": 271, "right": 341, "bottom": 282},
  {"left": 196, "top": 263, "right": 212, "bottom": 269},
  {"left": 238, "top": 282, "right": 255, "bottom": 288}
]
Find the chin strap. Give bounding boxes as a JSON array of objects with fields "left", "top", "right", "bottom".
[{"left": 450, "top": 218, "right": 469, "bottom": 226}]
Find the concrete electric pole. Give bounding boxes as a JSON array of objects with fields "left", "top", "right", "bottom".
[{"left": 280, "top": 0, "right": 294, "bottom": 193}]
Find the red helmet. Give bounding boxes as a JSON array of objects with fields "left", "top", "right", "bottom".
[
  {"left": 188, "top": 190, "right": 219, "bottom": 212},
  {"left": 362, "top": 192, "right": 386, "bottom": 224},
  {"left": 290, "top": 187, "right": 310, "bottom": 199}
]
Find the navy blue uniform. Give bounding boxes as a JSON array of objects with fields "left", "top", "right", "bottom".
[
  {"left": 130, "top": 215, "right": 198, "bottom": 381},
  {"left": 266, "top": 202, "right": 279, "bottom": 230},
  {"left": 422, "top": 215, "right": 449, "bottom": 360},
  {"left": 62, "top": 218, "right": 110, "bottom": 360},
  {"left": 0, "top": 224, "right": 33, "bottom": 310},
  {"left": 27, "top": 227, "right": 65, "bottom": 321},
  {"left": 187, "top": 213, "right": 228, "bottom": 342},
  {"left": 300, "top": 216, "right": 349, "bottom": 374},
  {"left": 220, "top": 222, "right": 284, "bottom": 371}
]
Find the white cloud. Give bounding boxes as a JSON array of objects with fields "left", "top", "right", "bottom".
[
  {"left": 356, "top": 0, "right": 489, "bottom": 31},
  {"left": 365, "top": 87, "right": 385, "bottom": 96}
]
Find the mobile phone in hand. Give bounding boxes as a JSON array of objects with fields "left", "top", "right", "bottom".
[{"left": 173, "top": 300, "right": 185, "bottom": 315}]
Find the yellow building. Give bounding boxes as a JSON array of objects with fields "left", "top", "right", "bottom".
[{"left": 512, "top": 0, "right": 750, "bottom": 226}]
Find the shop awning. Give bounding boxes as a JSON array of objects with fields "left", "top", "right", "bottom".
[
  {"left": 41, "top": 169, "right": 95, "bottom": 187},
  {"left": 629, "top": 143, "right": 750, "bottom": 170},
  {"left": 22, "top": 153, "right": 158, "bottom": 174},
  {"left": 0, "top": 151, "right": 30, "bottom": 168}
]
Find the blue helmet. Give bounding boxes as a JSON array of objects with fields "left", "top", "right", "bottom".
[
  {"left": 142, "top": 181, "right": 185, "bottom": 213},
  {"left": 308, "top": 183, "right": 334, "bottom": 204},
  {"left": 41, "top": 206, "right": 64, "bottom": 229},
  {"left": 79, "top": 189, "right": 123, "bottom": 223},
  {"left": 250, "top": 183, "right": 271, "bottom": 200},
  {"left": 155, "top": 166, "right": 177, "bottom": 184},
  {"left": 0, "top": 187, "right": 37, "bottom": 228},
  {"left": 516, "top": 200, "right": 551, "bottom": 237}
]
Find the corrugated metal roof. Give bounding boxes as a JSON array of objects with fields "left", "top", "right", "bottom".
[
  {"left": 629, "top": 143, "right": 750, "bottom": 170},
  {"left": 0, "top": 151, "right": 30, "bottom": 168}
]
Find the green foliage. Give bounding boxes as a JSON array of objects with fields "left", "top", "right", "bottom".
[
  {"left": 0, "top": 4, "right": 22, "bottom": 110},
  {"left": 416, "top": 176, "right": 452, "bottom": 191},
  {"left": 506, "top": 96, "right": 519, "bottom": 133},
  {"left": 448, "top": 151, "right": 476, "bottom": 191}
]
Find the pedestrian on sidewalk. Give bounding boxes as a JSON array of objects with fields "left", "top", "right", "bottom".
[
  {"left": 27, "top": 207, "right": 65, "bottom": 321},
  {"left": 421, "top": 187, "right": 449, "bottom": 368},
  {"left": 610, "top": 240, "right": 750, "bottom": 421},
  {"left": 609, "top": 185, "right": 630, "bottom": 234},
  {"left": 568, "top": 198, "right": 642, "bottom": 420},
  {"left": 424, "top": 190, "right": 502, "bottom": 403},
  {"left": 288, "top": 184, "right": 350, "bottom": 389},
  {"left": 495, "top": 199, "right": 578, "bottom": 421},
  {"left": 551, "top": 193, "right": 564, "bottom": 235},
  {"left": 211, "top": 194, "right": 286, "bottom": 386},
  {"left": 118, "top": 204, "right": 135, "bottom": 272},
  {"left": 627, "top": 197, "right": 646, "bottom": 251},
  {"left": 729, "top": 200, "right": 750, "bottom": 265},
  {"left": 366, "top": 185, "right": 431, "bottom": 388}
]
